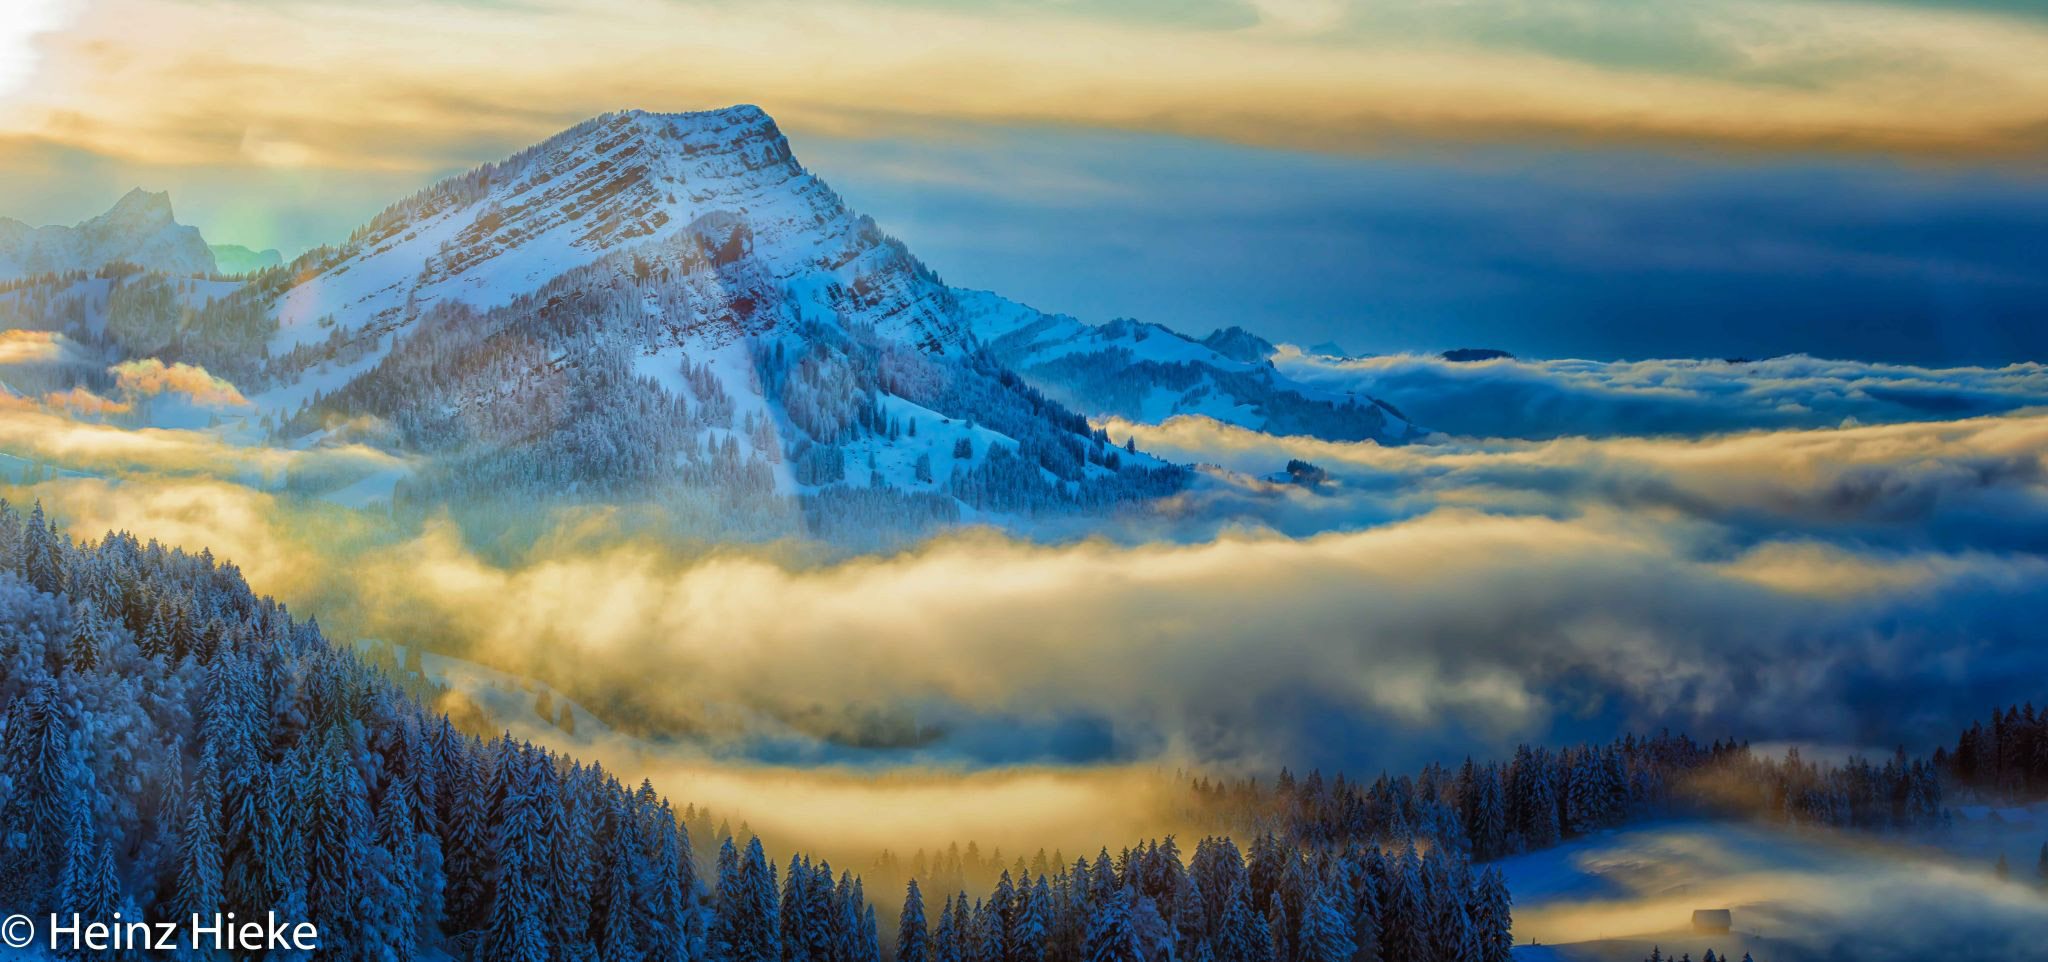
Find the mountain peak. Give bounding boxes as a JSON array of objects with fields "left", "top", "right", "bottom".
[
  {"left": 99, "top": 187, "right": 178, "bottom": 228},
  {"left": 605, "top": 104, "right": 793, "bottom": 162},
  {"left": 620, "top": 103, "right": 774, "bottom": 127},
  {"left": 0, "top": 187, "right": 213, "bottom": 280},
  {"left": 277, "top": 98, "right": 879, "bottom": 350},
  {"left": 112, "top": 185, "right": 173, "bottom": 210},
  {"left": 1201, "top": 325, "right": 1279, "bottom": 364}
]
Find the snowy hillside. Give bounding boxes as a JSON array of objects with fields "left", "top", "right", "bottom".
[
  {"left": 274, "top": 213, "right": 1185, "bottom": 541},
  {"left": 0, "top": 264, "right": 275, "bottom": 386},
  {"left": 0, "top": 188, "right": 216, "bottom": 281}
]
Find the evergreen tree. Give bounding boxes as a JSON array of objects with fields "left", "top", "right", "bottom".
[
  {"left": 933, "top": 894, "right": 960, "bottom": 962},
  {"left": 899, "top": 879, "right": 930, "bottom": 962},
  {"left": 2, "top": 680, "right": 80, "bottom": 897},
  {"left": 176, "top": 749, "right": 225, "bottom": 924},
  {"left": 1081, "top": 886, "right": 1139, "bottom": 962},
  {"left": 643, "top": 804, "right": 690, "bottom": 962},
  {"left": 863, "top": 903, "right": 882, "bottom": 962},
  {"left": 1473, "top": 866, "right": 1514, "bottom": 962},
  {"left": 66, "top": 602, "right": 102, "bottom": 671},
  {"left": 441, "top": 748, "right": 495, "bottom": 938},
  {"left": 1425, "top": 865, "right": 1477, "bottom": 962},
  {"left": 1382, "top": 851, "right": 1428, "bottom": 962},
  {"left": 1016, "top": 874, "right": 1051, "bottom": 962},
  {"left": 482, "top": 749, "right": 550, "bottom": 962},
  {"left": 57, "top": 796, "right": 112, "bottom": 921},
  {"left": 598, "top": 798, "right": 641, "bottom": 962},
  {"left": 1296, "top": 878, "right": 1357, "bottom": 962},
  {"left": 376, "top": 774, "right": 424, "bottom": 960},
  {"left": 714, "top": 836, "right": 745, "bottom": 960},
  {"left": 733, "top": 837, "right": 781, "bottom": 962}
]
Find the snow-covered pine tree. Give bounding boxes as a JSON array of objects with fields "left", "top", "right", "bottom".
[
  {"left": 932, "top": 892, "right": 960, "bottom": 962},
  {"left": 176, "top": 747, "right": 225, "bottom": 924},
  {"left": 481, "top": 746, "right": 551, "bottom": 962},
  {"left": 898, "top": 879, "right": 930, "bottom": 962},
  {"left": 1296, "top": 876, "right": 1357, "bottom": 962},
  {"left": 1081, "top": 883, "right": 1140, "bottom": 962}
]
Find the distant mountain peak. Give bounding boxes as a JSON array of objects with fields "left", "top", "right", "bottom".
[
  {"left": 1441, "top": 347, "right": 1514, "bottom": 363},
  {"left": 0, "top": 188, "right": 215, "bottom": 280},
  {"left": 103, "top": 187, "right": 177, "bottom": 225},
  {"left": 1201, "top": 325, "right": 1279, "bottom": 364},
  {"left": 209, "top": 243, "right": 284, "bottom": 275}
]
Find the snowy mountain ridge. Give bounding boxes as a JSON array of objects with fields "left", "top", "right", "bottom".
[
  {"left": 0, "top": 188, "right": 217, "bottom": 281},
  {"left": 240, "top": 108, "right": 1185, "bottom": 539},
  {"left": 257, "top": 105, "right": 1410, "bottom": 444},
  {"left": 268, "top": 106, "right": 960, "bottom": 360}
]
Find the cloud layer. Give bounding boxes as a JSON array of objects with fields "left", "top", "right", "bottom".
[
  {"left": 1274, "top": 349, "right": 2048, "bottom": 440},
  {"left": 5, "top": 347, "right": 2048, "bottom": 785},
  {"left": 9, "top": 398, "right": 2047, "bottom": 775},
  {"left": 7, "top": 0, "right": 2048, "bottom": 181},
  {"left": 16, "top": 405, "right": 2048, "bottom": 884}
]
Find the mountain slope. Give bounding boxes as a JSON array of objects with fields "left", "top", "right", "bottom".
[
  {"left": 250, "top": 108, "right": 1183, "bottom": 540},
  {"left": 0, "top": 188, "right": 217, "bottom": 281},
  {"left": 265, "top": 107, "right": 959, "bottom": 365},
  {"left": 253, "top": 106, "right": 1408, "bottom": 442}
]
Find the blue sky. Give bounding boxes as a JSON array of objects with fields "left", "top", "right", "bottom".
[{"left": 804, "top": 125, "right": 2048, "bottom": 364}]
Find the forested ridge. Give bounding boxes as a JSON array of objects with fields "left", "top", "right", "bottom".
[{"left": 0, "top": 499, "right": 840, "bottom": 961}]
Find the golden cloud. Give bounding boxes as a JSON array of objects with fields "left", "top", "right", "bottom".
[
  {"left": 7, "top": 400, "right": 2048, "bottom": 864},
  {"left": 0, "top": 329, "right": 66, "bottom": 364},
  {"left": 31, "top": 476, "right": 324, "bottom": 594},
  {"left": 109, "top": 357, "right": 250, "bottom": 408},
  {"left": 40, "top": 385, "right": 131, "bottom": 415},
  {"left": 0, "top": 403, "right": 400, "bottom": 483},
  {"left": 5, "top": 0, "right": 2048, "bottom": 177}
]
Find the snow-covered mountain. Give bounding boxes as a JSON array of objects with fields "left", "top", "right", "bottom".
[
  {"left": 239, "top": 107, "right": 1197, "bottom": 538},
  {"left": 1, "top": 107, "right": 1411, "bottom": 539},
  {"left": 252, "top": 106, "right": 1411, "bottom": 432},
  {"left": 963, "top": 306, "right": 1417, "bottom": 441},
  {"left": 263, "top": 107, "right": 959, "bottom": 360},
  {"left": 0, "top": 188, "right": 217, "bottom": 281}
]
